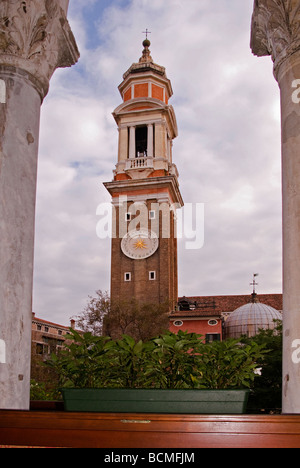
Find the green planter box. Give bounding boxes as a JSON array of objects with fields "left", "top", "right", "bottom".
[{"left": 61, "top": 388, "right": 250, "bottom": 414}]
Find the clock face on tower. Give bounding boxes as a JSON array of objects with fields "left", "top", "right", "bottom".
[{"left": 121, "top": 228, "right": 159, "bottom": 260}]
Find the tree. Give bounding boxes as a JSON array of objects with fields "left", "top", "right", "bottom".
[
  {"left": 73, "top": 290, "right": 170, "bottom": 341},
  {"left": 103, "top": 298, "right": 170, "bottom": 341},
  {"left": 72, "top": 290, "right": 110, "bottom": 335}
]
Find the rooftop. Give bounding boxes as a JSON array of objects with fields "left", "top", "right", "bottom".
[
  {"left": 170, "top": 293, "right": 283, "bottom": 318},
  {"left": 32, "top": 312, "right": 75, "bottom": 330}
]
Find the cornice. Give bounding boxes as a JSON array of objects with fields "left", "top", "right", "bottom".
[
  {"left": 123, "top": 61, "right": 166, "bottom": 80},
  {"left": 119, "top": 66, "right": 173, "bottom": 99},
  {"left": 113, "top": 98, "right": 178, "bottom": 139},
  {"left": 104, "top": 175, "right": 184, "bottom": 207}
]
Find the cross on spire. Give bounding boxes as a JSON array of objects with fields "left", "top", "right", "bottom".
[
  {"left": 250, "top": 273, "right": 259, "bottom": 294},
  {"left": 142, "top": 29, "right": 151, "bottom": 40}
]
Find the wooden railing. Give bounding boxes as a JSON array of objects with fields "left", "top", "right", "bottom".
[{"left": 1, "top": 410, "right": 300, "bottom": 448}]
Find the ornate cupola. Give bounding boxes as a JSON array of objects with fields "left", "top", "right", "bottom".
[
  {"left": 112, "top": 38, "right": 179, "bottom": 180},
  {"left": 104, "top": 38, "right": 183, "bottom": 310}
]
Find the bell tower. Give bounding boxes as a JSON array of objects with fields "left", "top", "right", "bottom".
[{"left": 104, "top": 38, "right": 183, "bottom": 310}]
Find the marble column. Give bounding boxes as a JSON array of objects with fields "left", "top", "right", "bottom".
[
  {"left": 0, "top": 0, "right": 79, "bottom": 410},
  {"left": 147, "top": 123, "right": 154, "bottom": 157},
  {"left": 129, "top": 126, "right": 136, "bottom": 158},
  {"left": 251, "top": 0, "right": 300, "bottom": 414}
]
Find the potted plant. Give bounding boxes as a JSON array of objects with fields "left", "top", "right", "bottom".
[{"left": 46, "top": 329, "right": 267, "bottom": 414}]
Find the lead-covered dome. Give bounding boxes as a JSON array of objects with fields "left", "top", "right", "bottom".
[{"left": 224, "top": 293, "right": 282, "bottom": 339}]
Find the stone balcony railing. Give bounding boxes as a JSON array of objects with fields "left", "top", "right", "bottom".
[
  {"left": 125, "top": 156, "right": 154, "bottom": 170},
  {"left": 114, "top": 157, "right": 179, "bottom": 179}
]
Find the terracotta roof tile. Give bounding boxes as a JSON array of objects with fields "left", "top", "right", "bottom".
[{"left": 170, "top": 294, "right": 282, "bottom": 318}]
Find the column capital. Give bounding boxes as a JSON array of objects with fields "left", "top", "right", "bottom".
[
  {"left": 250, "top": 0, "right": 300, "bottom": 80},
  {"left": 0, "top": 0, "right": 79, "bottom": 99}
]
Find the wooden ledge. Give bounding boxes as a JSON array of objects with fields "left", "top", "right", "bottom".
[{"left": 0, "top": 410, "right": 300, "bottom": 448}]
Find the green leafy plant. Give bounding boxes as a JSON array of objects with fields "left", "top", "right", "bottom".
[
  {"left": 139, "top": 331, "right": 267, "bottom": 390},
  {"left": 45, "top": 329, "right": 113, "bottom": 388},
  {"left": 45, "top": 329, "right": 267, "bottom": 391},
  {"left": 241, "top": 321, "right": 282, "bottom": 412},
  {"left": 30, "top": 379, "right": 61, "bottom": 401},
  {"left": 101, "top": 334, "right": 154, "bottom": 388},
  {"left": 196, "top": 339, "right": 268, "bottom": 389},
  {"left": 143, "top": 330, "right": 204, "bottom": 389}
]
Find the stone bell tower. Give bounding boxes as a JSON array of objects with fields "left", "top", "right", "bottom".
[{"left": 104, "top": 38, "right": 183, "bottom": 310}]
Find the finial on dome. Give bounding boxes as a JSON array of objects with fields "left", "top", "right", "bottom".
[
  {"left": 140, "top": 29, "right": 153, "bottom": 63},
  {"left": 250, "top": 273, "right": 259, "bottom": 294},
  {"left": 250, "top": 273, "right": 259, "bottom": 303},
  {"left": 143, "top": 38, "right": 151, "bottom": 48}
]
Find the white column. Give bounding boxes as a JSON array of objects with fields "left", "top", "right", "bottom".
[
  {"left": 118, "top": 126, "right": 128, "bottom": 162},
  {"left": 129, "top": 126, "right": 136, "bottom": 158},
  {"left": 251, "top": 1, "right": 300, "bottom": 414},
  {"left": 147, "top": 123, "right": 154, "bottom": 157},
  {"left": 0, "top": 0, "right": 79, "bottom": 411},
  {"left": 0, "top": 68, "right": 41, "bottom": 410},
  {"left": 278, "top": 55, "right": 300, "bottom": 414}
]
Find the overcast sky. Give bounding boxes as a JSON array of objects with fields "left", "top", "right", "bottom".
[{"left": 32, "top": 0, "right": 282, "bottom": 326}]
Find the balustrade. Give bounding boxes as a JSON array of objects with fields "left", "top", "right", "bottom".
[{"left": 125, "top": 156, "right": 154, "bottom": 170}]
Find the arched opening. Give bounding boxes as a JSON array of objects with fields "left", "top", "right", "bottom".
[{"left": 135, "top": 126, "right": 148, "bottom": 157}]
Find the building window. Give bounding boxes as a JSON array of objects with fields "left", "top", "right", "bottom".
[
  {"left": 37, "top": 324, "right": 41, "bottom": 331},
  {"left": 124, "top": 272, "right": 131, "bottom": 282},
  {"left": 205, "top": 334, "right": 221, "bottom": 344},
  {"left": 149, "top": 210, "right": 155, "bottom": 220},
  {"left": 125, "top": 212, "right": 131, "bottom": 221},
  {"left": 208, "top": 319, "right": 218, "bottom": 326},
  {"left": 174, "top": 320, "right": 183, "bottom": 327},
  {"left": 44, "top": 326, "right": 49, "bottom": 332},
  {"left": 36, "top": 343, "right": 44, "bottom": 355},
  {"left": 149, "top": 271, "right": 156, "bottom": 280}
]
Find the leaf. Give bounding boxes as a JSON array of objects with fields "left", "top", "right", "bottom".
[
  {"left": 133, "top": 340, "right": 144, "bottom": 355},
  {"left": 121, "top": 334, "right": 136, "bottom": 349}
]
